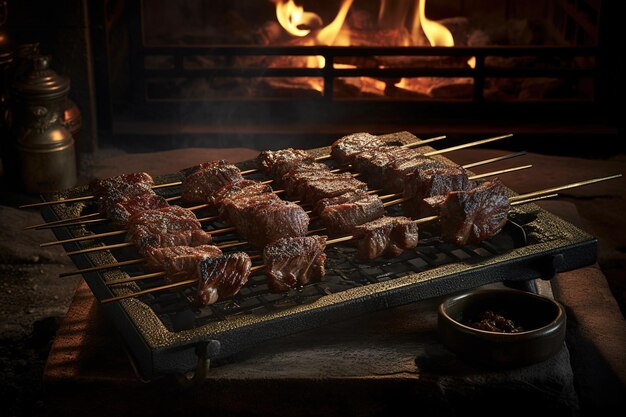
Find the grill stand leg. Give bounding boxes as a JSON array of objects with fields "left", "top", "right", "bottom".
[{"left": 175, "top": 340, "right": 220, "bottom": 388}]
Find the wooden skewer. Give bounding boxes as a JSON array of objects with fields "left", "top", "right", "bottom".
[
  {"left": 25, "top": 196, "right": 182, "bottom": 230},
  {"left": 19, "top": 181, "right": 184, "bottom": 209},
  {"left": 509, "top": 174, "right": 622, "bottom": 202},
  {"left": 59, "top": 258, "right": 146, "bottom": 277},
  {"left": 24, "top": 212, "right": 102, "bottom": 230},
  {"left": 424, "top": 134, "right": 514, "bottom": 156},
  {"left": 97, "top": 191, "right": 572, "bottom": 304},
  {"left": 102, "top": 255, "right": 264, "bottom": 286},
  {"left": 462, "top": 151, "right": 527, "bottom": 169},
  {"left": 101, "top": 264, "right": 266, "bottom": 304}
]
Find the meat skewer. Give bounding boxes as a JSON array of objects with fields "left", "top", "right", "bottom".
[
  {"left": 20, "top": 135, "right": 450, "bottom": 209},
  {"left": 24, "top": 133, "right": 506, "bottom": 234},
  {"left": 28, "top": 150, "right": 528, "bottom": 231},
  {"left": 56, "top": 164, "right": 529, "bottom": 262}
]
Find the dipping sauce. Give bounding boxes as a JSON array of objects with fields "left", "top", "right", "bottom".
[{"left": 466, "top": 310, "right": 525, "bottom": 333}]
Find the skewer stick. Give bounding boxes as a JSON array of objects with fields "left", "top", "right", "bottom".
[
  {"left": 462, "top": 151, "right": 527, "bottom": 169},
  {"left": 509, "top": 174, "right": 622, "bottom": 202},
  {"left": 33, "top": 217, "right": 110, "bottom": 230},
  {"left": 24, "top": 212, "right": 102, "bottom": 230},
  {"left": 425, "top": 134, "right": 514, "bottom": 156},
  {"left": 101, "top": 264, "right": 266, "bottom": 304},
  {"left": 65, "top": 234, "right": 250, "bottom": 256},
  {"left": 59, "top": 258, "right": 146, "bottom": 277},
  {"left": 25, "top": 195, "right": 181, "bottom": 230},
  {"left": 97, "top": 191, "right": 576, "bottom": 304},
  {"left": 66, "top": 242, "right": 134, "bottom": 256},
  {"left": 19, "top": 181, "right": 185, "bottom": 209}
]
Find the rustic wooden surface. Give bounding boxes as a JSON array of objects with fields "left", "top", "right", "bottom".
[{"left": 44, "top": 279, "right": 580, "bottom": 417}]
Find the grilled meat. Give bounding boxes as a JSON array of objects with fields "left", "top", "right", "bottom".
[
  {"left": 403, "top": 167, "right": 473, "bottom": 218},
  {"left": 219, "top": 191, "right": 309, "bottom": 247},
  {"left": 196, "top": 252, "right": 251, "bottom": 306},
  {"left": 182, "top": 160, "right": 243, "bottom": 203},
  {"left": 424, "top": 179, "right": 510, "bottom": 245},
  {"left": 384, "top": 154, "right": 446, "bottom": 193},
  {"left": 352, "top": 216, "right": 419, "bottom": 260},
  {"left": 257, "top": 148, "right": 315, "bottom": 178},
  {"left": 296, "top": 176, "right": 368, "bottom": 204},
  {"left": 127, "top": 206, "right": 213, "bottom": 254},
  {"left": 144, "top": 245, "right": 223, "bottom": 275},
  {"left": 90, "top": 172, "right": 166, "bottom": 225},
  {"left": 106, "top": 193, "right": 169, "bottom": 228},
  {"left": 284, "top": 172, "right": 367, "bottom": 203},
  {"left": 331, "top": 132, "right": 385, "bottom": 164},
  {"left": 351, "top": 146, "right": 443, "bottom": 191},
  {"left": 314, "top": 189, "right": 371, "bottom": 214},
  {"left": 280, "top": 162, "right": 335, "bottom": 191},
  {"left": 211, "top": 180, "right": 273, "bottom": 206},
  {"left": 264, "top": 236, "right": 327, "bottom": 293},
  {"left": 90, "top": 172, "right": 154, "bottom": 197},
  {"left": 319, "top": 192, "right": 385, "bottom": 235}
]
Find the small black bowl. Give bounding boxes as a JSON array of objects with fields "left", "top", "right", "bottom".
[{"left": 438, "top": 289, "right": 566, "bottom": 367}]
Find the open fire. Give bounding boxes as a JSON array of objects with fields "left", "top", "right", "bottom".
[
  {"left": 268, "top": 0, "right": 472, "bottom": 96},
  {"left": 139, "top": 0, "right": 591, "bottom": 102}
]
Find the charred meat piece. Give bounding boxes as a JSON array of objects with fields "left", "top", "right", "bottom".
[
  {"left": 211, "top": 180, "right": 273, "bottom": 206},
  {"left": 107, "top": 193, "right": 169, "bottom": 228},
  {"left": 218, "top": 192, "right": 282, "bottom": 225},
  {"left": 257, "top": 148, "right": 315, "bottom": 178},
  {"left": 349, "top": 146, "right": 414, "bottom": 188},
  {"left": 295, "top": 176, "right": 368, "bottom": 204},
  {"left": 284, "top": 171, "right": 366, "bottom": 203},
  {"left": 331, "top": 132, "right": 385, "bottom": 164},
  {"left": 352, "top": 216, "right": 419, "bottom": 260},
  {"left": 403, "top": 167, "right": 472, "bottom": 218},
  {"left": 319, "top": 192, "right": 385, "bottom": 235},
  {"left": 144, "top": 245, "right": 223, "bottom": 275},
  {"left": 425, "top": 179, "right": 510, "bottom": 245},
  {"left": 127, "top": 206, "right": 213, "bottom": 254},
  {"left": 89, "top": 172, "right": 154, "bottom": 197},
  {"left": 279, "top": 162, "right": 332, "bottom": 189},
  {"left": 196, "top": 252, "right": 251, "bottom": 306},
  {"left": 264, "top": 236, "right": 327, "bottom": 293},
  {"left": 182, "top": 160, "right": 243, "bottom": 203},
  {"left": 314, "top": 189, "right": 372, "bottom": 214},
  {"left": 90, "top": 172, "right": 159, "bottom": 221},
  {"left": 227, "top": 199, "right": 310, "bottom": 248},
  {"left": 352, "top": 146, "right": 441, "bottom": 191},
  {"left": 384, "top": 155, "right": 445, "bottom": 193}
]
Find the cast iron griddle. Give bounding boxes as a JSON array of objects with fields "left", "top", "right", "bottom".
[{"left": 39, "top": 138, "right": 597, "bottom": 380}]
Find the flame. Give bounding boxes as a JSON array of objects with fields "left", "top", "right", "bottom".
[
  {"left": 275, "top": 0, "right": 322, "bottom": 37},
  {"left": 316, "top": 0, "right": 354, "bottom": 46},
  {"left": 412, "top": 0, "right": 454, "bottom": 47}
]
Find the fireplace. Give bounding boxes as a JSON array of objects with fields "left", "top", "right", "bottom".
[{"left": 89, "top": 0, "right": 620, "bottom": 150}]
